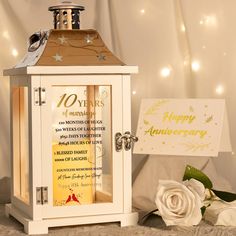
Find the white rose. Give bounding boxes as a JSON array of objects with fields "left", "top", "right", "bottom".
[{"left": 155, "top": 179, "right": 205, "bottom": 226}]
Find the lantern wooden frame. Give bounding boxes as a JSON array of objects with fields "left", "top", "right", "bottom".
[{"left": 4, "top": 65, "right": 138, "bottom": 235}]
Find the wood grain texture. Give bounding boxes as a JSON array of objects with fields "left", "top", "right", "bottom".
[{"left": 36, "top": 30, "right": 125, "bottom": 66}]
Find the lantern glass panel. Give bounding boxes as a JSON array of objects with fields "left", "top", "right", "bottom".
[
  {"left": 52, "top": 85, "right": 113, "bottom": 206},
  {"left": 12, "top": 87, "right": 30, "bottom": 204}
]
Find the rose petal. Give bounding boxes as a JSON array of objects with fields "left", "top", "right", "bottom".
[
  {"left": 155, "top": 179, "right": 204, "bottom": 226},
  {"left": 184, "top": 178, "right": 205, "bottom": 201}
]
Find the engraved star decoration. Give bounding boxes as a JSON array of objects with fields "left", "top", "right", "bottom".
[
  {"left": 97, "top": 53, "right": 106, "bottom": 61},
  {"left": 58, "top": 35, "right": 67, "bottom": 44},
  {"left": 84, "top": 34, "right": 94, "bottom": 44},
  {"left": 52, "top": 53, "right": 63, "bottom": 62}
]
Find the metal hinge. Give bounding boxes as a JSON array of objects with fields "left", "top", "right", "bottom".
[
  {"left": 36, "top": 187, "right": 48, "bottom": 205},
  {"left": 34, "top": 87, "right": 46, "bottom": 106}
]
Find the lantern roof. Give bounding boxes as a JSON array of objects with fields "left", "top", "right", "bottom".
[
  {"left": 4, "top": 2, "right": 138, "bottom": 76},
  {"left": 15, "top": 29, "right": 125, "bottom": 68}
]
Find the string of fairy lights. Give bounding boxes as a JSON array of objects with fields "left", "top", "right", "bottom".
[{"left": 130, "top": 8, "right": 225, "bottom": 97}]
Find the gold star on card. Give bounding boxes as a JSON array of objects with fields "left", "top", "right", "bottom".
[
  {"left": 205, "top": 115, "right": 213, "bottom": 123},
  {"left": 189, "top": 106, "right": 194, "bottom": 112}
]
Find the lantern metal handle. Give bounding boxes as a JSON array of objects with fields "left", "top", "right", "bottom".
[
  {"left": 115, "top": 132, "right": 138, "bottom": 152},
  {"left": 28, "top": 31, "right": 48, "bottom": 52}
]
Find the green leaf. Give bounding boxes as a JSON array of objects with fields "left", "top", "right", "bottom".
[
  {"left": 212, "top": 189, "right": 236, "bottom": 202},
  {"left": 139, "top": 209, "right": 159, "bottom": 225},
  {"left": 201, "top": 206, "right": 206, "bottom": 215},
  {"left": 183, "top": 165, "right": 213, "bottom": 189},
  {"left": 201, "top": 203, "right": 211, "bottom": 216}
]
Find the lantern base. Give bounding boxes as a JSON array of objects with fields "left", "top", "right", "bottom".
[{"left": 5, "top": 204, "right": 138, "bottom": 235}]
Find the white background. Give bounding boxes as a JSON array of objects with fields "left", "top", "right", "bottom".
[{"left": 0, "top": 0, "right": 236, "bottom": 190}]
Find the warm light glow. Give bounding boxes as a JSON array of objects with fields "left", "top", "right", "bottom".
[
  {"left": 132, "top": 91, "right": 137, "bottom": 95},
  {"left": 2, "top": 31, "right": 10, "bottom": 39},
  {"left": 181, "top": 24, "right": 186, "bottom": 32},
  {"left": 12, "top": 48, "right": 18, "bottom": 57},
  {"left": 160, "top": 67, "right": 171, "bottom": 78},
  {"left": 202, "top": 45, "right": 206, "bottom": 49},
  {"left": 205, "top": 15, "right": 217, "bottom": 25},
  {"left": 191, "top": 61, "right": 200, "bottom": 71},
  {"left": 200, "top": 15, "right": 217, "bottom": 27},
  {"left": 140, "top": 9, "right": 145, "bottom": 15},
  {"left": 223, "top": 52, "right": 227, "bottom": 56},
  {"left": 183, "top": 60, "right": 188, "bottom": 66},
  {"left": 215, "top": 85, "right": 224, "bottom": 95}
]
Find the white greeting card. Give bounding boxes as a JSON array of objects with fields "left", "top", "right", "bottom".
[{"left": 133, "top": 99, "right": 226, "bottom": 156}]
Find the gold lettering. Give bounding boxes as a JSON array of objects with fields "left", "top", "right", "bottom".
[
  {"left": 144, "top": 126, "right": 207, "bottom": 139},
  {"left": 77, "top": 99, "right": 83, "bottom": 107},
  {"left": 162, "top": 112, "right": 196, "bottom": 124},
  {"left": 58, "top": 93, "right": 105, "bottom": 108},
  {"left": 199, "top": 131, "right": 207, "bottom": 139},
  {"left": 145, "top": 126, "right": 155, "bottom": 136}
]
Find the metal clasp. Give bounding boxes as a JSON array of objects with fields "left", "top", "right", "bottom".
[{"left": 115, "top": 131, "right": 138, "bottom": 152}]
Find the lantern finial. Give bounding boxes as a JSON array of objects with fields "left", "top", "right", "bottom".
[{"left": 49, "top": 1, "right": 85, "bottom": 30}]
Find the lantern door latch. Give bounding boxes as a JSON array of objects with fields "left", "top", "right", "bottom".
[
  {"left": 115, "top": 131, "right": 138, "bottom": 152},
  {"left": 36, "top": 187, "right": 48, "bottom": 205},
  {"left": 34, "top": 87, "right": 46, "bottom": 106}
]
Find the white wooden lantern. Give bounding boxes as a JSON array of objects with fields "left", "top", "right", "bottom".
[{"left": 4, "top": 2, "right": 138, "bottom": 235}]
